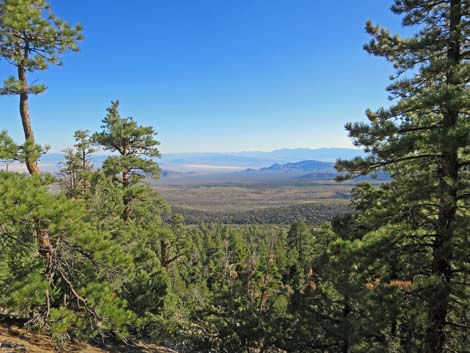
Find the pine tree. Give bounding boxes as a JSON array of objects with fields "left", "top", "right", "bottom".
[
  {"left": 336, "top": 1, "right": 470, "bottom": 352},
  {"left": 0, "top": 130, "right": 19, "bottom": 170},
  {"left": 73, "top": 129, "right": 95, "bottom": 172},
  {"left": 89, "top": 106, "right": 172, "bottom": 337},
  {"left": 0, "top": 0, "right": 83, "bottom": 174},
  {"left": 0, "top": 130, "right": 47, "bottom": 171},
  {"left": 0, "top": 172, "right": 135, "bottom": 343},
  {"left": 93, "top": 100, "right": 161, "bottom": 220},
  {"left": 60, "top": 130, "right": 95, "bottom": 198},
  {"left": 286, "top": 221, "right": 311, "bottom": 261}
]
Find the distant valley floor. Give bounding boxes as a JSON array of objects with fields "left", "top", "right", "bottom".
[
  {"left": 156, "top": 181, "right": 354, "bottom": 225},
  {"left": 151, "top": 158, "right": 385, "bottom": 225},
  {"left": 157, "top": 182, "right": 352, "bottom": 212}
]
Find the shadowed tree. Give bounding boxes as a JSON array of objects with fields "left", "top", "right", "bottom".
[
  {"left": 0, "top": 172, "right": 136, "bottom": 343},
  {"left": 336, "top": 1, "right": 470, "bottom": 352},
  {"left": 0, "top": 0, "right": 83, "bottom": 174}
]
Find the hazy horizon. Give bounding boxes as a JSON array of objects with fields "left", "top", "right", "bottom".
[{"left": 2, "top": 146, "right": 364, "bottom": 174}]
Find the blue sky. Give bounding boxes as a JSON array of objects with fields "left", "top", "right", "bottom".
[{"left": 1, "top": 0, "right": 402, "bottom": 153}]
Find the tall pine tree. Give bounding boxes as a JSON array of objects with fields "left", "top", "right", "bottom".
[
  {"left": 336, "top": 1, "right": 470, "bottom": 352},
  {"left": 93, "top": 100, "right": 161, "bottom": 220},
  {"left": 0, "top": 0, "right": 83, "bottom": 174}
]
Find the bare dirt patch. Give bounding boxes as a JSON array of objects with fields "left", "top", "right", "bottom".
[{"left": 0, "top": 325, "right": 175, "bottom": 353}]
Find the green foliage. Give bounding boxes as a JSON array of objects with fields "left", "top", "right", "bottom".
[
  {"left": 60, "top": 130, "right": 95, "bottom": 198},
  {"left": 0, "top": 130, "right": 48, "bottom": 169},
  {"left": 1, "top": 1, "right": 470, "bottom": 352},
  {"left": 335, "top": 1, "right": 470, "bottom": 352},
  {"left": 0, "top": 172, "right": 135, "bottom": 342},
  {"left": 179, "top": 225, "right": 289, "bottom": 353},
  {"left": 92, "top": 101, "right": 163, "bottom": 220},
  {"left": 93, "top": 100, "right": 160, "bottom": 185},
  {"left": 0, "top": 0, "right": 82, "bottom": 173},
  {"left": 0, "top": 130, "right": 19, "bottom": 167},
  {"left": 20, "top": 138, "right": 49, "bottom": 165},
  {"left": 0, "top": 0, "right": 83, "bottom": 95},
  {"left": 173, "top": 203, "right": 350, "bottom": 225}
]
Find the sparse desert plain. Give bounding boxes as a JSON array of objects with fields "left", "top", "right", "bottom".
[{"left": 157, "top": 182, "right": 351, "bottom": 212}]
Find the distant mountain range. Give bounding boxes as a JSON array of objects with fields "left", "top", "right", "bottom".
[
  {"left": 241, "top": 160, "right": 337, "bottom": 180},
  {"left": 17, "top": 151, "right": 385, "bottom": 187},
  {"left": 247, "top": 159, "right": 389, "bottom": 181},
  {"left": 159, "top": 148, "right": 364, "bottom": 172},
  {"left": 157, "top": 159, "right": 341, "bottom": 186},
  {"left": 234, "top": 148, "right": 364, "bottom": 162},
  {"left": 30, "top": 148, "right": 365, "bottom": 173},
  {"left": 259, "top": 160, "right": 336, "bottom": 173},
  {"left": 156, "top": 158, "right": 388, "bottom": 187}
]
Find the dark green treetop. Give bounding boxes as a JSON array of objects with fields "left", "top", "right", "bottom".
[{"left": 93, "top": 100, "right": 161, "bottom": 188}]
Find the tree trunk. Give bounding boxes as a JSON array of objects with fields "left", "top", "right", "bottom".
[
  {"left": 161, "top": 240, "right": 169, "bottom": 268},
  {"left": 18, "top": 64, "right": 40, "bottom": 175},
  {"left": 36, "top": 225, "right": 52, "bottom": 262},
  {"left": 400, "top": 321, "right": 413, "bottom": 353},
  {"left": 122, "top": 168, "right": 131, "bottom": 220},
  {"left": 122, "top": 168, "right": 130, "bottom": 187},
  {"left": 82, "top": 148, "right": 87, "bottom": 170},
  {"left": 18, "top": 59, "right": 52, "bottom": 262},
  {"left": 342, "top": 297, "right": 350, "bottom": 353},
  {"left": 424, "top": 1, "right": 461, "bottom": 352}
]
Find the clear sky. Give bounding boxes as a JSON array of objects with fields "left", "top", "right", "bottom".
[{"left": 0, "top": 0, "right": 402, "bottom": 153}]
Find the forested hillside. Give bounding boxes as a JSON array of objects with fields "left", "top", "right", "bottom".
[
  {"left": 172, "top": 203, "right": 350, "bottom": 225},
  {"left": 1, "top": 1, "right": 470, "bottom": 353}
]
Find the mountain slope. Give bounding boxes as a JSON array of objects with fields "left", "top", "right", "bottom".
[{"left": 259, "top": 160, "right": 336, "bottom": 173}]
